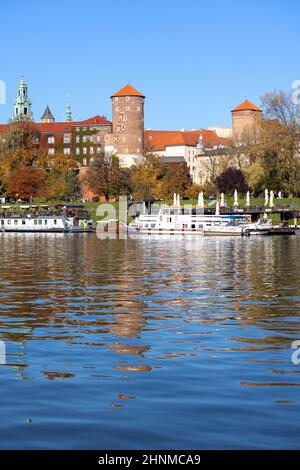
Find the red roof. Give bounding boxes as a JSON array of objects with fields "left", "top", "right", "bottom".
[
  {"left": 111, "top": 84, "right": 145, "bottom": 98},
  {"left": 231, "top": 100, "right": 261, "bottom": 112},
  {"left": 0, "top": 115, "right": 111, "bottom": 135},
  {"left": 144, "top": 129, "right": 227, "bottom": 151}
]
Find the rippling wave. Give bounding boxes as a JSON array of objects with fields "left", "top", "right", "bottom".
[{"left": 0, "top": 233, "right": 300, "bottom": 449}]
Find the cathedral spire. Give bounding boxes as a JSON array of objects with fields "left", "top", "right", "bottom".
[
  {"left": 13, "top": 76, "right": 34, "bottom": 122},
  {"left": 41, "top": 105, "right": 55, "bottom": 123},
  {"left": 65, "top": 97, "right": 73, "bottom": 122}
]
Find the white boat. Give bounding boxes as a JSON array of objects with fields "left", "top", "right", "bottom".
[
  {"left": 242, "top": 217, "right": 273, "bottom": 235},
  {"left": 0, "top": 215, "right": 69, "bottom": 232},
  {"left": 204, "top": 219, "right": 244, "bottom": 235},
  {"left": 0, "top": 204, "right": 94, "bottom": 233},
  {"left": 128, "top": 205, "right": 247, "bottom": 236}
]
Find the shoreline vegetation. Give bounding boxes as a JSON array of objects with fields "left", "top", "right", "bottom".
[{"left": 1, "top": 197, "right": 300, "bottom": 225}]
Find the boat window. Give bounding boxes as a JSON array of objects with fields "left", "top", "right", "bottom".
[
  {"left": 192, "top": 224, "right": 196, "bottom": 229},
  {"left": 7, "top": 220, "right": 11, "bottom": 225},
  {"left": 1, "top": 220, "right": 4, "bottom": 225},
  {"left": 183, "top": 224, "right": 188, "bottom": 229},
  {"left": 34, "top": 220, "right": 37, "bottom": 225},
  {"left": 54, "top": 220, "right": 57, "bottom": 225},
  {"left": 22, "top": 220, "right": 26, "bottom": 225},
  {"left": 38, "top": 220, "right": 42, "bottom": 225},
  {"left": 44, "top": 220, "right": 47, "bottom": 225},
  {"left": 14, "top": 220, "right": 18, "bottom": 225},
  {"left": 167, "top": 217, "right": 172, "bottom": 223},
  {"left": 151, "top": 224, "right": 155, "bottom": 228}
]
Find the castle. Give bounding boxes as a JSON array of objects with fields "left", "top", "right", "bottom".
[{"left": 0, "top": 77, "right": 262, "bottom": 193}]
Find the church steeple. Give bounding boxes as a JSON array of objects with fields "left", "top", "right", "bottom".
[
  {"left": 13, "top": 77, "right": 33, "bottom": 122},
  {"left": 65, "top": 98, "right": 73, "bottom": 122},
  {"left": 41, "top": 105, "right": 55, "bottom": 123}
]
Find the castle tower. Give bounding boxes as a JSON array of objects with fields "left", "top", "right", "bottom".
[
  {"left": 111, "top": 84, "right": 145, "bottom": 166},
  {"left": 231, "top": 99, "right": 262, "bottom": 142},
  {"left": 41, "top": 105, "right": 55, "bottom": 123},
  {"left": 13, "top": 77, "right": 33, "bottom": 122},
  {"left": 65, "top": 98, "right": 73, "bottom": 122}
]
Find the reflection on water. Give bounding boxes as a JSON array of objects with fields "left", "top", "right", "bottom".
[{"left": 0, "top": 233, "right": 300, "bottom": 449}]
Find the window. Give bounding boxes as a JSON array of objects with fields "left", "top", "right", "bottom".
[
  {"left": 115, "top": 106, "right": 119, "bottom": 112},
  {"left": 76, "top": 127, "right": 80, "bottom": 132},
  {"left": 14, "top": 219, "right": 18, "bottom": 225},
  {"left": 126, "top": 106, "right": 130, "bottom": 111},
  {"left": 48, "top": 148, "right": 55, "bottom": 155},
  {"left": 83, "top": 158, "right": 87, "bottom": 166},
  {"left": 34, "top": 220, "right": 37, "bottom": 225},
  {"left": 96, "top": 136, "right": 101, "bottom": 142},
  {"left": 90, "top": 157, "right": 94, "bottom": 164},
  {"left": 76, "top": 136, "right": 80, "bottom": 143},
  {"left": 38, "top": 220, "right": 42, "bottom": 225},
  {"left": 48, "top": 136, "right": 55, "bottom": 144},
  {"left": 137, "top": 106, "right": 140, "bottom": 111},
  {"left": 22, "top": 220, "right": 26, "bottom": 225},
  {"left": 76, "top": 147, "right": 80, "bottom": 155},
  {"left": 122, "top": 137, "right": 126, "bottom": 142},
  {"left": 90, "top": 136, "right": 94, "bottom": 143},
  {"left": 82, "top": 136, "right": 87, "bottom": 143},
  {"left": 121, "top": 125, "right": 126, "bottom": 131},
  {"left": 64, "top": 148, "right": 71, "bottom": 155},
  {"left": 83, "top": 147, "right": 87, "bottom": 154},
  {"left": 33, "top": 137, "right": 39, "bottom": 145},
  {"left": 44, "top": 220, "right": 47, "bottom": 225},
  {"left": 54, "top": 220, "right": 57, "bottom": 225},
  {"left": 115, "top": 97, "right": 119, "bottom": 102},
  {"left": 83, "top": 127, "right": 87, "bottom": 131},
  {"left": 90, "top": 147, "right": 94, "bottom": 154},
  {"left": 64, "top": 134, "right": 71, "bottom": 144},
  {"left": 125, "top": 96, "right": 130, "bottom": 101},
  {"left": 97, "top": 146, "right": 101, "bottom": 154}
]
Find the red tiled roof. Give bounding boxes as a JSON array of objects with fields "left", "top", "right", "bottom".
[
  {"left": 0, "top": 115, "right": 111, "bottom": 135},
  {"left": 111, "top": 84, "right": 145, "bottom": 98},
  {"left": 231, "top": 100, "right": 261, "bottom": 112},
  {"left": 144, "top": 129, "right": 227, "bottom": 151}
]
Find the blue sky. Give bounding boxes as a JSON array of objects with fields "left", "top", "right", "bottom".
[{"left": 0, "top": 0, "right": 299, "bottom": 129}]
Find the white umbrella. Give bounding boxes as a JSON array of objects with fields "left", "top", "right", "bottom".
[
  {"left": 173, "top": 193, "right": 177, "bottom": 206},
  {"left": 215, "top": 200, "right": 220, "bottom": 216},
  {"left": 246, "top": 191, "right": 250, "bottom": 207},
  {"left": 197, "top": 192, "right": 204, "bottom": 208},
  {"left": 265, "top": 188, "right": 269, "bottom": 206},
  {"left": 233, "top": 189, "right": 239, "bottom": 207},
  {"left": 220, "top": 193, "right": 225, "bottom": 206},
  {"left": 270, "top": 190, "right": 274, "bottom": 208}
]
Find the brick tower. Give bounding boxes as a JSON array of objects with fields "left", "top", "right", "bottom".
[
  {"left": 231, "top": 99, "right": 262, "bottom": 143},
  {"left": 111, "top": 84, "right": 145, "bottom": 166}
]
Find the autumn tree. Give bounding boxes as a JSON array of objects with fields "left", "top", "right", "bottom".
[
  {"left": 46, "top": 152, "right": 80, "bottom": 200},
  {"left": 160, "top": 162, "right": 193, "bottom": 199},
  {"left": 130, "top": 154, "right": 167, "bottom": 200},
  {"left": 244, "top": 90, "right": 300, "bottom": 195},
  {"left": 6, "top": 167, "right": 47, "bottom": 200},
  {"left": 83, "top": 154, "right": 131, "bottom": 200},
  {"left": 215, "top": 167, "right": 249, "bottom": 194}
]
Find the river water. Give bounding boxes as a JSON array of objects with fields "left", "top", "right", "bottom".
[{"left": 0, "top": 233, "right": 300, "bottom": 449}]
